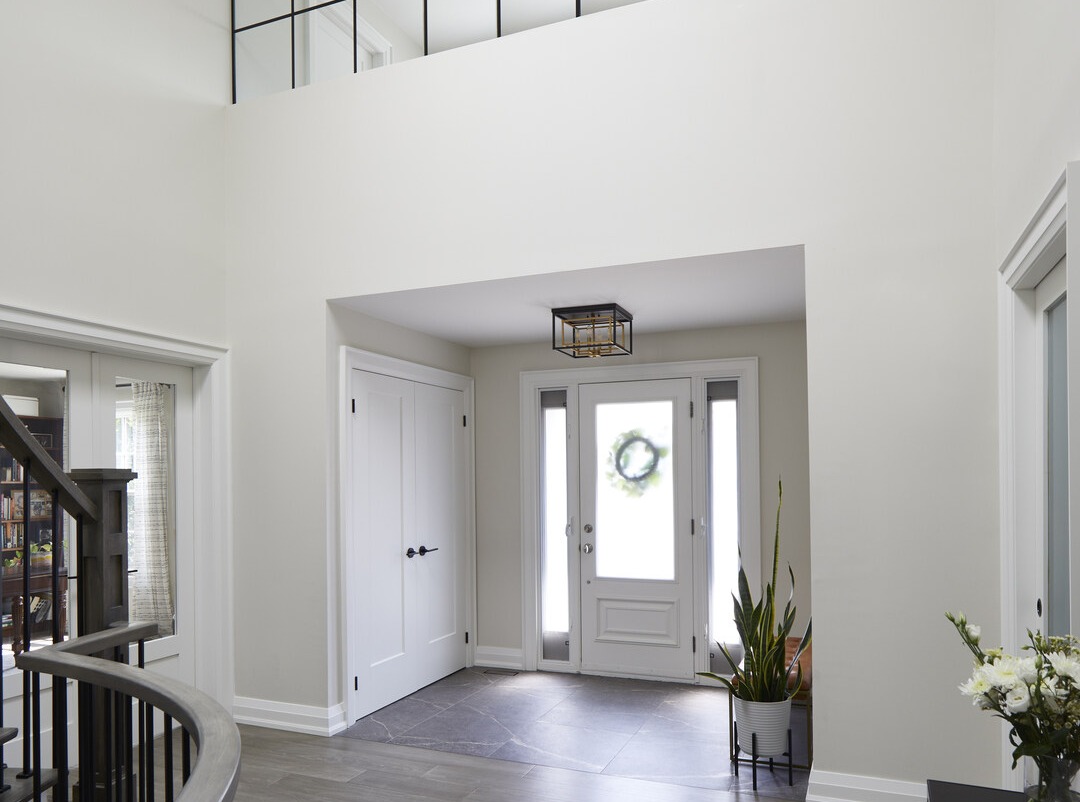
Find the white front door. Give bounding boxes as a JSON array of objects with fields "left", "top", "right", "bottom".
[
  {"left": 350, "top": 369, "right": 467, "bottom": 717},
  {"left": 578, "top": 378, "right": 695, "bottom": 679}
]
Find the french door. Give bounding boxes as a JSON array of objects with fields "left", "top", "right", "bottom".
[
  {"left": 0, "top": 340, "right": 195, "bottom": 683},
  {"left": 578, "top": 379, "right": 695, "bottom": 678},
  {"left": 349, "top": 367, "right": 468, "bottom": 718}
]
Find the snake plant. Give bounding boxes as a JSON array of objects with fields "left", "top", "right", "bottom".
[{"left": 699, "top": 480, "right": 812, "bottom": 702}]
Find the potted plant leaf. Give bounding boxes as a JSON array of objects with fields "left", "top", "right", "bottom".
[{"left": 699, "top": 480, "right": 812, "bottom": 757}]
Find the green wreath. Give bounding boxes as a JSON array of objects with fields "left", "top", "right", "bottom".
[{"left": 606, "top": 429, "right": 668, "bottom": 497}]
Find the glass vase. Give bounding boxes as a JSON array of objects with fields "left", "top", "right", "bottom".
[{"left": 1027, "top": 757, "right": 1080, "bottom": 802}]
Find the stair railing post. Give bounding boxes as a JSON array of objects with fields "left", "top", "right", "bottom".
[{"left": 68, "top": 468, "right": 136, "bottom": 800}]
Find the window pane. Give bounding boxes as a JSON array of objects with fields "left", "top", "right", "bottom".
[
  {"left": 0, "top": 363, "right": 70, "bottom": 663},
  {"left": 541, "top": 397, "right": 569, "bottom": 661},
  {"left": 1047, "top": 297, "right": 1069, "bottom": 636},
  {"left": 594, "top": 400, "right": 674, "bottom": 580},
  {"left": 709, "top": 397, "right": 740, "bottom": 650}
]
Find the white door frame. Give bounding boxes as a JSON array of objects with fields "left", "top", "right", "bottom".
[
  {"left": 340, "top": 347, "right": 476, "bottom": 727},
  {"left": 520, "top": 357, "right": 761, "bottom": 676},
  {"left": 0, "top": 304, "right": 232, "bottom": 708},
  {"left": 999, "top": 165, "right": 1079, "bottom": 789}
]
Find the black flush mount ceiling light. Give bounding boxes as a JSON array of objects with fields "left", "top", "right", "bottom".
[{"left": 552, "top": 303, "right": 633, "bottom": 358}]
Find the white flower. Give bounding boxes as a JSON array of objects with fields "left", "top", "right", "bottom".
[
  {"left": 1048, "top": 652, "right": 1080, "bottom": 684},
  {"left": 984, "top": 656, "right": 1026, "bottom": 691},
  {"left": 960, "top": 674, "right": 993, "bottom": 707},
  {"left": 1004, "top": 684, "right": 1031, "bottom": 714},
  {"left": 966, "top": 624, "right": 981, "bottom": 641},
  {"left": 1017, "top": 657, "right": 1038, "bottom": 685}
]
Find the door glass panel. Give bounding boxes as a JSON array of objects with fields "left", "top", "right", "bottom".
[
  {"left": 1047, "top": 296, "right": 1069, "bottom": 636},
  {"left": 116, "top": 379, "right": 177, "bottom": 638},
  {"left": 593, "top": 400, "right": 674, "bottom": 580},
  {"left": 708, "top": 382, "right": 740, "bottom": 661},
  {"left": 0, "top": 362, "right": 70, "bottom": 661},
  {"left": 541, "top": 392, "right": 570, "bottom": 661}
]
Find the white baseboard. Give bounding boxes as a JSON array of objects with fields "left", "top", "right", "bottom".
[
  {"left": 473, "top": 646, "right": 525, "bottom": 670},
  {"left": 808, "top": 770, "right": 927, "bottom": 802},
  {"left": 233, "top": 696, "right": 347, "bottom": 737}
]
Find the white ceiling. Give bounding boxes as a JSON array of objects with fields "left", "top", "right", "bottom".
[{"left": 335, "top": 246, "right": 805, "bottom": 348}]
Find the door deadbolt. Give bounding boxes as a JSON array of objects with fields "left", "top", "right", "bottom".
[
  {"left": 582, "top": 543, "right": 594, "bottom": 554},
  {"left": 583, "top": 524, "right": 593, "bottom": 534}
]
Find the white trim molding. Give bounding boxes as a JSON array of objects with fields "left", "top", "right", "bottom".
[
  {"left": 998, "top": 166, "right": 1072, "bottom": 791},
  {"left": 519, "top": 357, "right": 761, "bottom": 676},
  {"left": 234, "top": 697, "right": 347, "bottom": 737},
  {"left": 807, "top": 770, "right": 926, "bottom": 802},
  {"left": 473, "top": 647, "right": 525, "bottom": 671},
  {"left": 0, "top": 305, "right": 233, "bottom": 713},
  {"left": 339, "top": 347, "right": 477, "bottom": 727}
]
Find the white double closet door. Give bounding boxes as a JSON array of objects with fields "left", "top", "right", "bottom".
[{"left": 350, "top": 369, "right": 467, "bottom": 718}]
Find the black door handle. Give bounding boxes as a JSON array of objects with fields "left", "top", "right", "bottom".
[
  {"left": 406, "top": 547, "right": 417, "bottom": 558},
  {"left": 418, "top": 546, "right": 439, "bottom": 556}
]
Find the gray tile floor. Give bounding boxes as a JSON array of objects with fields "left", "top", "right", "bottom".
[{"left": 340, "top": 668, "right": 810, "bottom": 797}]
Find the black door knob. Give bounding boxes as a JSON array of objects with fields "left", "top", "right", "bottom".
[
  {"left": 406, "top": 547, "right": 417, "bottom": 558},
  {"left": 418, "top": 546, "right": 439, "bottom": 556}
]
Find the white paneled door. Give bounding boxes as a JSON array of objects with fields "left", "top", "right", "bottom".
[
  {"left": 350, "top": 369, "right": 467, "bottom": 718},
  {"left": 579, "top": 379, "right": 695, "bottom": 679}
]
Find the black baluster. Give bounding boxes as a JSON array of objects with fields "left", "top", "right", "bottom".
[
  {"left": 104, "top": 687, "right": 114, "bottom": 800},
  {"left": 181, "top": 730, "right": 191, "bottom": 784},
  {"left": 31, "top": 671, "right": 41, "bottom": 800},
  {"left": 139, "top": 641, "right": 146, "bottom": 802},
  {"left": 19, "top": 458, "right": 31, "bottom": 778},
  {"left": 145, "top": 703, "right": 155, "bottom": 802},
  {"left": 164, "top": 713, "right": 174, "bottom": 802}
]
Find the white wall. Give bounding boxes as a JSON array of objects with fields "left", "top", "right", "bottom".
[
  {"left": 470, "top": 321, "right": 811, "bottom": 654},
  {"left": 227, "top": 0, "right": 1001, "bottom": 789},
  {"left": 993, "top": 1, "right": 1080, "bottom": 261},
  {"left": 0, "top": 1, "right": 230, "bottom": 344}
]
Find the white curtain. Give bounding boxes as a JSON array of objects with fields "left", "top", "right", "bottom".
[{"left": 130, "top": 381, "right": 174, "bottom": 637}]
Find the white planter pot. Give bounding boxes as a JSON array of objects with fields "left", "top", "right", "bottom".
[{"left": 733, "top": 697, "right": 792, "bottom": 757}]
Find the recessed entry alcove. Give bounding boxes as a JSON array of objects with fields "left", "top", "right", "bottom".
[{"left": 330, "top": 247, "right": 812, "bottom": 788}]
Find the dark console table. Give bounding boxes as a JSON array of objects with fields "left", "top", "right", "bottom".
[{"left": 927, "top": 779, "right": 1025, "bottom": 802}]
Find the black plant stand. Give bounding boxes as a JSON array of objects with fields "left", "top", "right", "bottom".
[{"left": 732, "top": 721, "right": 794, "bottom": 791}]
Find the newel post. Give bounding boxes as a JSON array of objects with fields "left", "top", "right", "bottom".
[
  {"left": 67, "top": 469, "right": 136, "bottom": 636},
  {"left": 68, "top": 468, "right": 136, "bottom": 799}
]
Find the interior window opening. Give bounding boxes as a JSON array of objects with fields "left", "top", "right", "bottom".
[
  {"left": 707, "top": 380, "right": 741, "bottom": 674},
  {"left": 540, "top": 389, "right": 570, "bottom": 662},
  {"left": 0, "top": 362, "right": 70, "bottom": 668}
]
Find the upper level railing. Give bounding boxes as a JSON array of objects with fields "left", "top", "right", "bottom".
[{"left": 232, "top": 0, "right": 646, "bottom": 103}]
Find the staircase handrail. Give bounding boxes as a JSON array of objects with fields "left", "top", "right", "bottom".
[
  {"left": 16, "top": 623, "right": 241, "bottom": 802},
  {"left": 0, "top": 397, "right": 98, "bottom": 522}
]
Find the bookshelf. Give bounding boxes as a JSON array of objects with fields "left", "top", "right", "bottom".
[{"left": 0, "top": 415, "right": 66, "bottom": 642}]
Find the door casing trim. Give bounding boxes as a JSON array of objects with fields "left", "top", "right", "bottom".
[
  {"left": 520, "top": 357, "right": 760, "bottom": 677},
  {"left": 340, "top": 347, "right": 477, "bottom": 726}
]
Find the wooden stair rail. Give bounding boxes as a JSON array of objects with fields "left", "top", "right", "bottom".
[
  {"left": 17, "top": 623, "right": 242, "bottom": 802},
  {"left": 0, "top": 398, "right": 97, "bottom": 522}
]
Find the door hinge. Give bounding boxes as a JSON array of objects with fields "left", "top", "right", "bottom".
[
  {"left": 465, "top": 631, "right": 469, "bottom": 644},
  {"left": 690, "top": 401, "right": 694, "bottom": 418},
  {"left": 692, "top": 636, "right": 697, "bottom": 653},
  {"left": 463, "top": 415, "right": 467, "bottom": 427},
  {"left": 351, "top": 398, "right": 356, "bottom": 413},
  {"left": 690, "top": 519, "right": 695, "bottom": 535},
  {"left": 354, "top": 676, "right": 358, "bottom": 691}
]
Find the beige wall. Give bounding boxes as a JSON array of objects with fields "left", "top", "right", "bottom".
[
  {"left": 993, "top": 1, "right": 1080, "bottom": 261},
  {"left": 470, "top": 321, "right": 811, "bottom": 652}
]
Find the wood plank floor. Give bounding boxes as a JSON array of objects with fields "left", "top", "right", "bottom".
[{"left": 235, "top": 724, "right": 803, "bottom": 801}]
